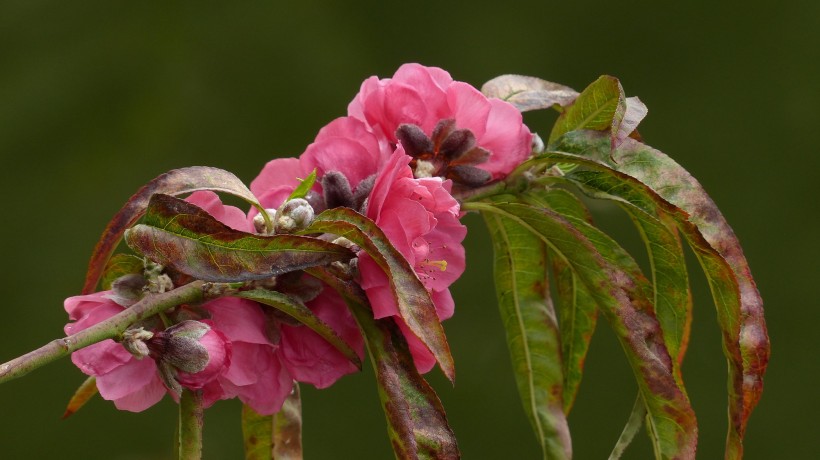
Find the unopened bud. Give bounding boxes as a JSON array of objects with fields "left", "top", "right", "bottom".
[
  {"left": 107, "top": 273, "right": 148, "bottom": 307},
  {"left": 253, "top": 208, "right": 278, "bottom": 234},
  {"left": 121, "top": 327, "right": 154, "bottom": 359},
  {"left": 531, "top": 132, "right": 545, "bottom": 154},
  {"left": 275, "top": 198, "right": 314, "bottom": 233},
  {"left": 148, "top": 321, "right": 211, "bottom": 374}
]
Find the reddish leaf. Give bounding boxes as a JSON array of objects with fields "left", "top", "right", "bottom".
[
  {"left": 62, "top": 376, "right": 98, "bottom": 419},
  {"left": 82, "top": 167, "right": 270, "bottom": 294},
  {"left": 124, "top": 194, "right": 352, "bottom": 282},
  {"left": 309, "top": 267, "right": 459, "bottom": 460},
  {"left": 302, "top": 207, "right": 456, "bottom": 383},
  {"left": 546, "top": 130, "right": 770, "bottom": 458}
]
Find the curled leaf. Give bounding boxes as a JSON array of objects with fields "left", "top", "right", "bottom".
[
  {"left": 302, "top": 207, "right": 455, "bottom": 383},
  {"left": 481, "top": 74, "right": 579, "bottom": 112},
  {"left": 82, "top": 166, "right": 270, "bottom": 294},
  {"left": 124, "top": 194, "right": 353, "bottom": 282}
]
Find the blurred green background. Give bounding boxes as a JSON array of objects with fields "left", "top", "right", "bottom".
[{"left": 1, "top": 1, "right": 817, "bottom": 458}]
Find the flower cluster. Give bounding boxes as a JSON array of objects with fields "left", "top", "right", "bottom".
[{"left": 64, "top": 64, "right": 533, "bottom": 414}]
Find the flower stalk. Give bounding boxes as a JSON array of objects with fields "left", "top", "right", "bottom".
[
  {"left": 179, "top": 389, "right": 204, "bottom": 460},
  {"left": 0, "top": 280, "right": 214, "bottom": 384}
]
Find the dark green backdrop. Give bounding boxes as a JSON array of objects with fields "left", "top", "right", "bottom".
[{"left": 1, "top": 1, "right": 816, "bottom": 458}]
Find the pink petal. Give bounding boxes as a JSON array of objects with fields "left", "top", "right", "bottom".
[
  {"left": 71, "top": 339, "right": 133, "bottom": 376},
  {"left": 186, "top": 191, "right": 251, "bottom": 232},
  {"left": 250, "top": 157, "right": 304, "bottom": 198},
  {"left": 396, "top": 318, "right": 436, "bottom": 374},
  {"left": 64, "top": 291, "right": 110, "bottom": 321},
  {"left": 111, "top": 374, "right": 167, "bottom": 412},
  {"left": 448, "top": 82, "right": 491, "bottom": 139},
  {"left": 96, "top": 356, "right": 159, "bottom": 401},
  {"left": 203, "top": 297, "right": 270, "bottom": 345}
]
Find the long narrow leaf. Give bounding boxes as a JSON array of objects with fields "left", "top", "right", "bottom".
[
  {"left": 124, "top": 194, "right": 353, "bottom": 282},
  {"left": 520, "top": 188, "right": 600, "bottom": 413},
  {"left": 62, "top": 376, "right": 98, "bottom": 419},
  {"left": 483, "top": 208, "right": 571, "bottom": 459},
  {"left": 544, "top": 131, "right": 769, "bottom": 458},
  {"left": 308, "top": 267, "right": 460, "bottom": 460},
  {"left": 82, "top": 166, "right": 271, "bottom": 294},
  {"left": 242, "top": 404, "right": 273, "bottom": 460},
  {"left": 235, "top": 289, "right": 361, "bottom": 369},
  {"left": 302, "top": 207, "right": 455, "bottom": 383},
  {"left": 468, "top": 201, "right": 697, "bottom": 459},
  {"left": 273, "top": 384, "right": 303, "bottom": 460}
]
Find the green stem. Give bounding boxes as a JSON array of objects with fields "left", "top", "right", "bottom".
[
  {"left": 0, "top": 280, "right": 212, "bottom": 384},
  {"left": 179, "top": 389, "right": 204, "bottom": 460}
]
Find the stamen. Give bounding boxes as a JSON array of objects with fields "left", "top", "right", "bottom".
[{"left": 421, "top": 259, "right": 448, "bottom": 271}]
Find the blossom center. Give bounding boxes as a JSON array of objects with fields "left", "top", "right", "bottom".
[{"left": 395, "top": 119, "right": 492, "bottom": 188}]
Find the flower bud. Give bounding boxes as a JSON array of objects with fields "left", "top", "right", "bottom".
[
  {"left": 107, "top": 273, "right": 147, "bottom": 307},
  {"left": 148, "top": 320, "right": 231, "bottom": 394},
  {"left": 275, "top": 198, "right": 314, "bottom": 233},
  {"left": 531, "top": 132, "right": 545, "bottom": 154},
  {"left": 253, "top": 208, "right": 278, "bottom": 234},
  {"left": 121, "top": 327, "right": 154, "bottom": 359}
]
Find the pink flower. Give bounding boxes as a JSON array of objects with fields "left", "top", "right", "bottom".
[
  {"left": 358, "top": 149, "right": 467, "bottom": 372},
  {"left": 348, "top": 63, "right": 533, "bottom": 182},
  {"left": 64, "top": 293, "right": 231, "bottom": 412}
]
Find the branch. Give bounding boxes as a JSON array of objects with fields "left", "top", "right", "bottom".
[
  {"left": 0, "top": 280, "right": 211, "bottom": 384},
  {"left": 179, "top": 389, "right": 204, "bottom": 460}
]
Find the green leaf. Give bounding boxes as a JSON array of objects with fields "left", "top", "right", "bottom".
[
  {"left": 608, "top": 394, "right": 647, "bottom": 460},
  {"left": 82, "top": 166, "right": 271, "bottom": 294},
  {"left": 302, "top": 207, "right": 455, "bottom": 383},
  {"left": 519, "top": 188, "right": 599, "bottom": 413},
  {"left": 308, "top": 267, "right": 460, "bottom": 460},
  {"left": 481, "top": 74, "right": 579, "bottom": 112},
  {"left": 467, "top": 201, "right": 697, "bottom": 459},
  {"left": 242, "top": 404, "right": 273, "bottom": 460},
  {"left": 286, "top": 169, "right": 318, "bottom": 201},
  {"left": 553, "top": 173, "right": 693, "bottom": 366},
  {"left": 545, "top": 131, "right": 770, "bottom": 458},
  {"left": 62, "top": 376, "right": 98, "bottom": 419},
  {"left": 100, "top": 254, "right": 145, "bottom": 291},
  {"left": 547, "top": 75, "right": 644, "bottom": 150},
  {"left": 124, "top": 194, "right": 353, "bottom": 282},
  {"left": 235, "top": 289, "right": 361, "bottom": 369},
  {"left": 483, "top": 206, "right": 571, "bottom": 459},
  {"left": 273, "top": 384, "right": 303, "bottom": 460}
]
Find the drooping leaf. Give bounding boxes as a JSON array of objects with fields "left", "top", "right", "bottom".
[
  {"left": 468, "top": 201, "right": 697, "bottom": 459},
  {"left": 550, "top": 174, "right": 693, "bottom": 366},
  {"left": 302, "top": 207, "right": 455, "bottom": 383},
  {"left": 235, "top": 289, "right": 361, "bottom": 369},
  {"left": 124, "top": 194, "right": 353, "bottom": 283},
  {"left": 100, "top": 254, "right": 145, "bottom": 291},
  {"left": 82, "top": 166, "right": 271, "bottom": 294},
  {"left": 242, "top": 404, "right": 273, "bottom": 460},
  {"left": 519, "top": 188, "right": 599, "bottom": 413},
  {"left": 286, "top": 169, "right": 318, "bottom": 201},
  {"left": 273, "top": 383, "right": 303, "bottom": 460},
  {"left": 608, "top": 394, "right": 647, "bottom": 460},
  {"left": 481, "top": 75, "right": 579, "bottom": 112},
  {"left": 545, "top": 131, "right": 770, "bottom": 458},
  {"left": 483, "top": 205, "right": 571, "bottom": 459},
  {"left": 308, "top": 267, "right": 460, "bottom": 460},
  {"left": 62, "top": 376, "right": 98, "bottom": 419}
]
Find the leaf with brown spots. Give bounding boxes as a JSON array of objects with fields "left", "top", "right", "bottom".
[
  {"left": 100, "top": 254, "right": 145, "bottom": 291},
  {"left": 483, "top": 196, "right": 572, "bottom": 460},
  {"left": 481, "top": 74, "right": 579, "bottom": 112},
  {"left": 302, "top": 207, "right": 455, "bottom": 383},
  {"left": 543, "top": 130, "right": 769, "bottom": 459},
  {"left": 468, "top": 201, "right": 697, "bottom": 459},
  {"left": 124, "top": 194, "right": 352, "bottom": 282},
  {"left": 308, "top": 267, "right": 459, "bottom": 460},
  {"left": 519, "top": 188, "right": 601, "bottom": 414},
  {"left": 242, "top": 403, "right": 273, "bottom": 460},
  {"left": 82, "top": 166, "right": 271, "bottom": 294}
]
